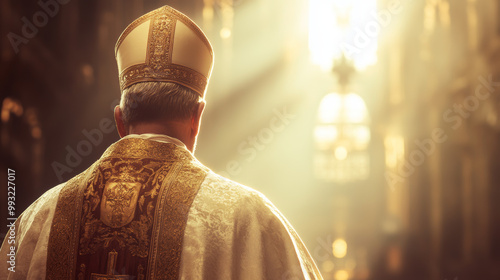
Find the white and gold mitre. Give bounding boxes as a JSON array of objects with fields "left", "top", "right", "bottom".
[{"left": 115, "top": 6, "right": 214, "bottom": 97}]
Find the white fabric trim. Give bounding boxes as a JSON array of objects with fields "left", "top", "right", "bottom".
[{"left": 122, "top": 133, "right": 187, "bottom": 149}]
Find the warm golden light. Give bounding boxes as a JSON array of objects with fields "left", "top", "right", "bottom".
[
  {"left": 314, "top": 92, "right": 371, "bottom": 182},
  {"left": 309, "top": 0, "right": 378, "bottom": 71},
  {"left": 316, "top": 92, "right": 371, "bottom": 149},
  {"left": 334, "top": 269, "right": 349, "bottom": 280},
  {"left": 384, "top": 135, "right": 405, "bottom": 169},
  {"left": 314, "top": 125, "right": 339, "bottom": 150},
  {"left": 322, "top": 260, "right": 335, "bottom": 272},
  {"left": 220, "top": 27, "right": 232, "bottom": 39},
  {"left": 332, "top": 238, "right": 348, "bottom": 258},
  {"left": 318, "top": 93, "right": 370, "bottom": 124},
  {"left": 344, "top": 93, "right": 369, "bottom": 123},
  {"left": 335, "top": 146, "right": 348, "bottom": 160},
  {"left": 318, "top": 93, "right": 343, "bottom": 123}
]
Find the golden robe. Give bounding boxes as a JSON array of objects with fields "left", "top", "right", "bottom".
[{"left": 0, "top": 135, "right": 322, "bottom": 279}]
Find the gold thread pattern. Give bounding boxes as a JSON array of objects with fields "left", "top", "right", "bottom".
[
  {"left": 115, "top": 6, "right": 213, "bottom": 96},
  {"left": 150, "top": 159, "right": 208, "bottom": 279},
  {"left": 119, "top": 64, "right": 207, "bottom": 96},
  {"left": 46, "top": 138, "right": 208, "bottom": 279},
  {"left": 146, "top": 161, "right": 183, "bottom": 278},
  {"left": 46, "top": 172, "right": 87, "bottom": 279},
  {"left": 147, "top": 13, "right": 173, "bottom": 70},
  {"left": 115, "top": 6, "right": 211, "bottom": 57}
]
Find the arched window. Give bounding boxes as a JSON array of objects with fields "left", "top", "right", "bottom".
[{"left": 314, "top": 92, "right": 371, "bottom": 182}]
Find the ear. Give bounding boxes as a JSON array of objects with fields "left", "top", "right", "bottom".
[
  {"left": 114, "top": 106, "right": 128, "bottom": 138},
  {"left": 190, "top": 101, "right": 206, "bottom": 138}
]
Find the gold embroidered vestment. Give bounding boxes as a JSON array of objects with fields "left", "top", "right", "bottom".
[{"left": 46, "top": 138, "right": 208, "bottom": 280}]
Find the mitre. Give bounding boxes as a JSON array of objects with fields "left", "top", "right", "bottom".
[{"left": 115, "top": 6, "right": 214, "bottom": 97}]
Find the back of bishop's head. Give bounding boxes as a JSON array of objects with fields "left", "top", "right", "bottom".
[{"left": 115, "top": 6, "right": 214, "bottom": 98}]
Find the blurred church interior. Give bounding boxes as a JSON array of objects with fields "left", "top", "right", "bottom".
[{"left": 1, "top": 0, "right": 500, "bottom": 279}]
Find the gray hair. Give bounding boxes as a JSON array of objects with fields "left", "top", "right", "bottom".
[{"left": 120, "top": 82, "right": 203, "bottom": 126}]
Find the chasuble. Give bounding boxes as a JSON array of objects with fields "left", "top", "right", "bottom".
[{"left": 1, "top": 136, "right": 322, "bottom": 279}]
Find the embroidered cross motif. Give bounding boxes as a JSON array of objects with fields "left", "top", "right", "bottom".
[{"left": 91, "top": 250, "right": 130, "bottom": 280}]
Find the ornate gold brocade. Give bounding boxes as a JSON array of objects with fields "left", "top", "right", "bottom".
[
  {"left": 115, "top": 6, "right": 212, "bottom": 95},
  {"left": 147, "top": 159, "right": 208, "bottom": 279},
  {"left": 46, "top": 138, "right": 208, "bottom": 280},
  {"left": 46, "top": 172, "right": 86, "bottom": 279}
]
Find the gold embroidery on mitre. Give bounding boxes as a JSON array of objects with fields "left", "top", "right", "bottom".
[{"left": 115, "top": 6, "right": 213, "bottom": 96}]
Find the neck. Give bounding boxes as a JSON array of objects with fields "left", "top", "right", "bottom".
[{"left": 127, "top": 121, "right": 194, "bottom": 151}]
